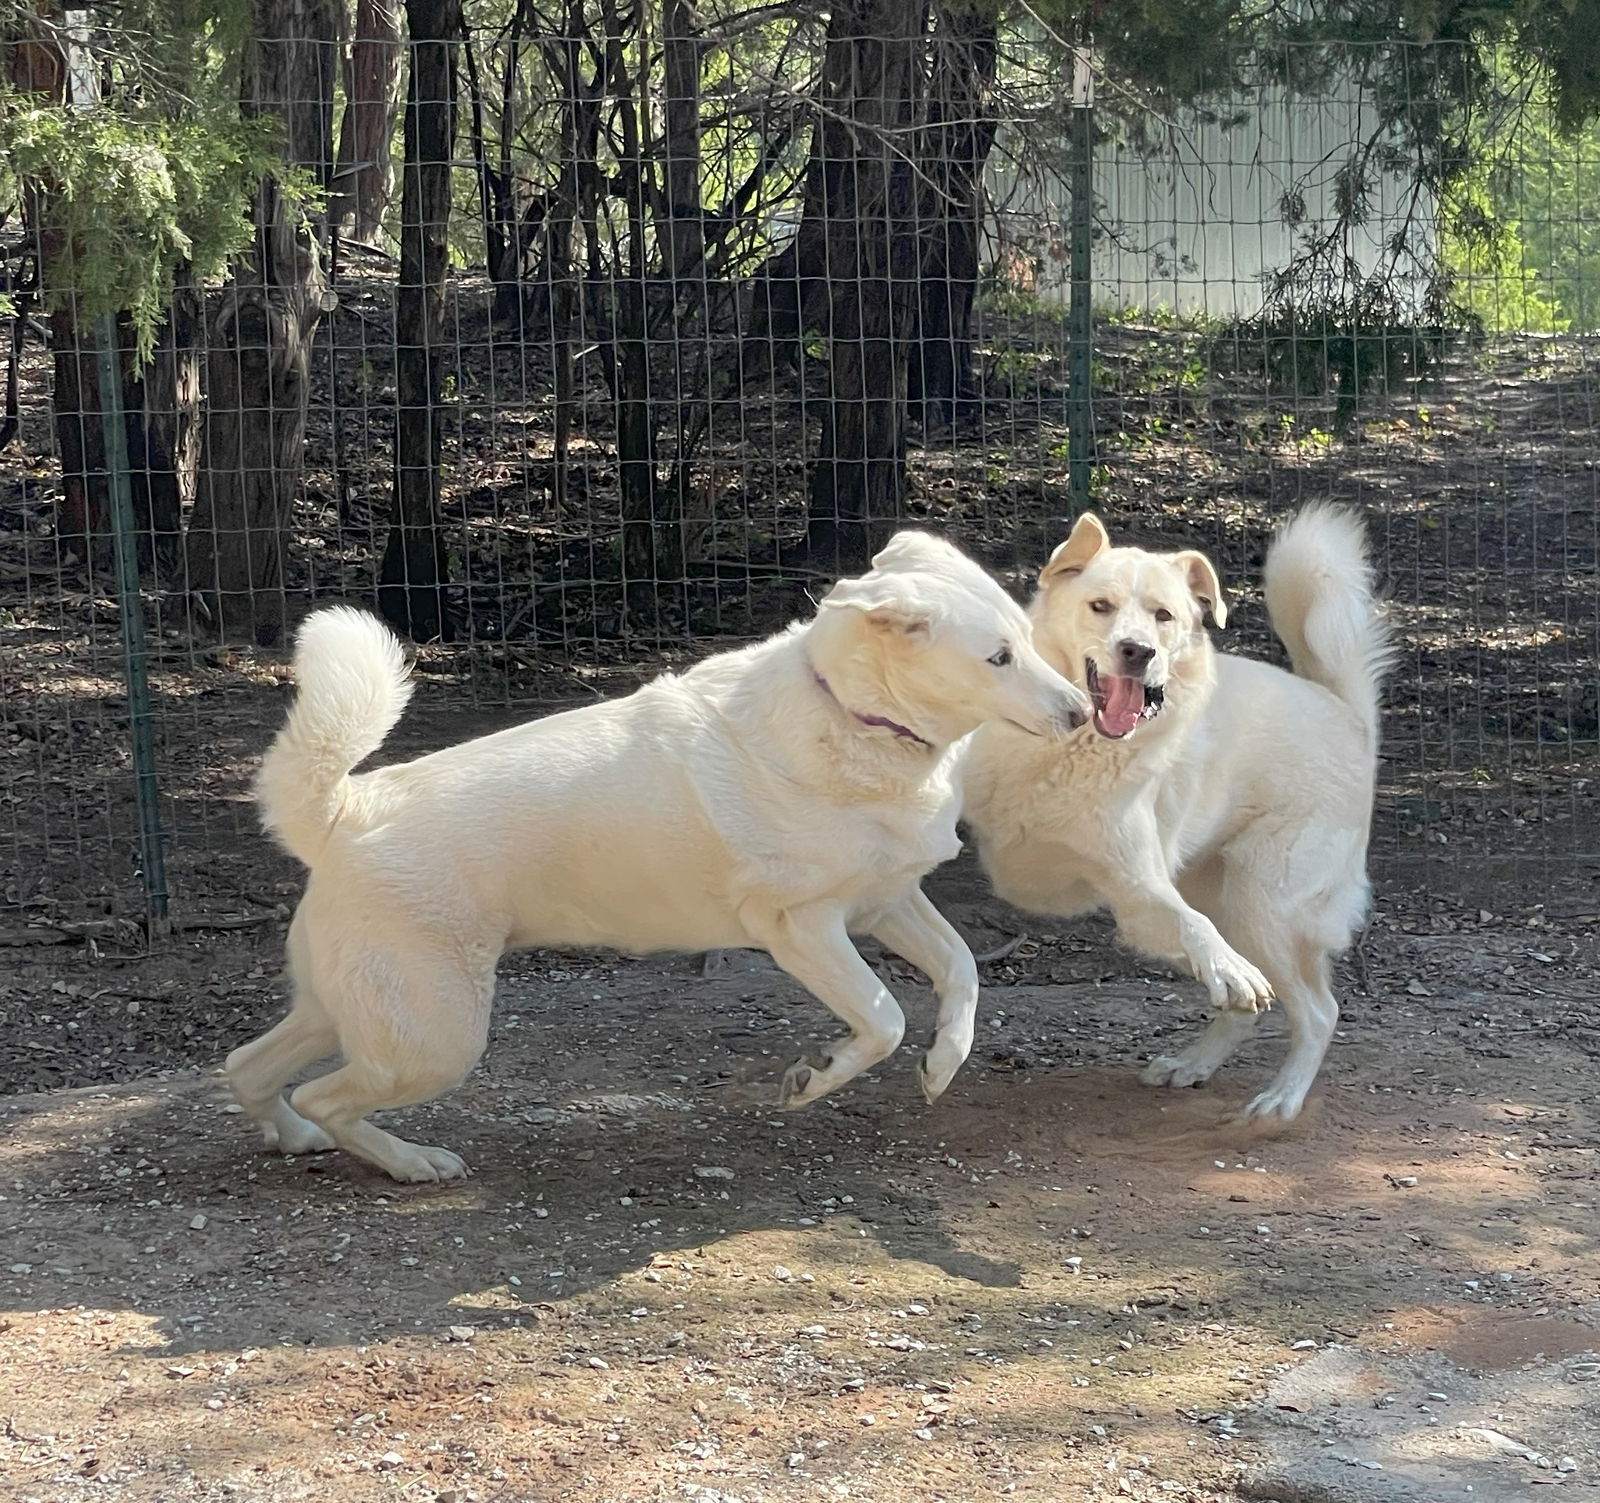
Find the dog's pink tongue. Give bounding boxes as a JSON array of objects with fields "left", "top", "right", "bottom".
[{"left": 1094, "top": 676, "right": 1146, "bottom": 739}]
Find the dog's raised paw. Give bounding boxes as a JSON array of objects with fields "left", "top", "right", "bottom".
[
  {"left": 779, "top": 1054, "right": 831, "bottom": 1108},
  {"left": 780, "top": 1064, "right": 812, "bottom": 1105},
  {"left": 917, "top": 1050, "right": 962, "bottom": 1103},
  {"left": 1203, "top": 955, "right": 1274, "bottom": 1014}
]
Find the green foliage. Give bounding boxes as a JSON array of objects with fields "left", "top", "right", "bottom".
[
  {"left": 1401, "top": 0, "right": 1600, "bottom": 130},
  {"left": 1097, "top": 302, "right": 1225, "bottom": 335},
  {"left": 0, "top": 0, "right": 284, "bottom": 361},
  {"left": 1440, "top": 182, "right": 1567, "bottom": 333},
  {"left": 1518, "top": 132, "right": 1600, "bottom": 331},
  {"left": 1033, "top": 2, "right": 1600, "bottom": 132},
  {"left": 1029, "top": 0, "right": 1260, "bottom": 101},
  {"left": 1440, "top": 59, "right": 1600, "bottom": 331},
  {"left": 0, "top": 94, "right": 284, "bottom": 361},
  {"left": 1208, "top": 308, "right": 1455, "bottom": 422}
]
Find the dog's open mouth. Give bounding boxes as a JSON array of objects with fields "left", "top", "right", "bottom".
[{"left": 1085, "top": 658, "right": 1165, "bottom": 740}]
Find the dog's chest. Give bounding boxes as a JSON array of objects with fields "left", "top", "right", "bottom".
[
  {"left": 787, "top": 792, "right": 960, "bottom": 903},
  {"left": 865, "top": 800, "right": 961, "bottom": 873}
]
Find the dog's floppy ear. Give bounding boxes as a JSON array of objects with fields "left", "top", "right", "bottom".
[
  {"left": 1173, "top": 549, "right": 1228, "bottom": 628},
  {"left": 821, "top": 575, "right": 932, "bottom": 636},
  {"left": 1040, "top": 512, "right": 1110, "bottom": 585}
]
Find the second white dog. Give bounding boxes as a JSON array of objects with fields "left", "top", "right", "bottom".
[
  {"left": 226, "top": 531, "right": 1089, "bottom": 1182},
  {"left": 961, "top": 505, "right": 1391, "bottom": 1120}
]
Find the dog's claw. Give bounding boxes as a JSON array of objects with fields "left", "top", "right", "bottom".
[
  {"left": 1202, "top": 953, "right": 1275, "bottom": 1014},
  {"left": 391, "top": 1145, "right": 471, "bottom": 1183},
  {"left": 1227, "top": 993, "right": 1271, "bottom": 1016},
  {"left": 1238, "top": 1084, "right": 1309, "bottom": 1123},
  {"left": 779, "top": 1054, "right": 831, "bottom": 1109}
]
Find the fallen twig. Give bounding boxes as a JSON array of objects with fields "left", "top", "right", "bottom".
[{"left": 975, "top": 934, "right": 1027, "bottom": 965}]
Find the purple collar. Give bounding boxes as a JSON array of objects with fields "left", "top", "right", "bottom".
[{"left": 812, "top": 670, "right": 933, "bottom": 748}]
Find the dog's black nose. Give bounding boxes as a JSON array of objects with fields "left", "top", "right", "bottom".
[{"left": 1115, "top": 639, "right": 1156, "bottom": 674}]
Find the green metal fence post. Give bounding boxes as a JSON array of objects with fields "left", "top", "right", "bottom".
[
  {"left": 95, "top": 316, "right": 170, "bottom": 930},
  {"left": 68, "top": 12, "right": 169, "bottom": 931},
  {"left": 1067, "top": 41, "right": 1096, "bottom": 514}
]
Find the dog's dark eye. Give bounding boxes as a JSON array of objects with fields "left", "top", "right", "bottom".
[
  {"left": 1089, "top": 599, "right": 1114, "bottom": 615},
  {"left": 1154, "top": 607, "right": 1174, "bottom": 623},
  {"left": 987, "top": 647, "right": 1013, "bottom": 667}
]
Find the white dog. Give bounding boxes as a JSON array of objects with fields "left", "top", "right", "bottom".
[
  {"left": 225, "top": 532, "right": 1089, "bottom": 1182},
  {"left": 961, "top": 505, "right": 1391, "bottom": 1120}
]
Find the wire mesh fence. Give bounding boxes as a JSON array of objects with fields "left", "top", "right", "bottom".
[{"left": 1, "top": 17, "right": 1596, "bottom": 935}]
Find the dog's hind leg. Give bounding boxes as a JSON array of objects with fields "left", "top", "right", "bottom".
[
  {"left": 1137, "top": 913, "right": 1334, "bottom": 1119},
  {"left": 1237, "top": 940, "right": 1338, "bottom": 1122},
  {"left": 225, "top": 916, "right": 339, "bottom": 1154},
  {"left": 226, "top": 1006, "right": 341, "bottom": 1154},
  {"left": 867, "top": 890, "right": 980, "bottom": 1103},
  {"left": 744, "top": 903, "right": 906, "bottom": 1109},
  {"left": 1214, "top": 837, "right": 1346, "bottom": 1120},
  {"left": 1140, "top": 1008, "right": 1259, "bottom": 1091},
  {"left": 285, "top": 947, "right": 495, "bottom": 1183}
]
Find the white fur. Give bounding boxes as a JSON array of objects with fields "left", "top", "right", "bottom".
[
  {"left": 226, "top": 532, "right": 1090, "bottom": 1182},
  {"left": 961, "top": 505, "right": 1392, "bottom": 1121},
  {"left": 254, "top": 607, "right": 415, "bottom": 866}
]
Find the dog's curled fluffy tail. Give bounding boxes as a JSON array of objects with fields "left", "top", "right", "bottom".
[
  {"left": 256, "top": 607, "right": 413, "bottom": 865},
  {"left": 1264, "top": 505, "right": 1393, "bottom": 746}
]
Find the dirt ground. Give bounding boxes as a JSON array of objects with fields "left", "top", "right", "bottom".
[
  {"left": 3, "top": 278, "right": 1599, "bottom": 1500},
  {"left": 3, "top": 856, "right": 1600, "bottom": 1503}
]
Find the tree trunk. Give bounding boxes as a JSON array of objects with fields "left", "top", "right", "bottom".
[
  {"left": 332, "top": 0, "right": 403, "bottom": 245},
  {"left": 739, "top": 4, "right": 994, "bottom": 510},
  {"left": 909, "top": 2, "right": 998, "bottom": 427},
  {"left": 462, "top": 27, "right": 509, "bottom": 317},
  {"left": 738, "top": 137, "right": 831, "bottom": 385},
  {"left": 185, "top": 0, "right": 339, "bottom": 646},
  {"left": 132, "top": 271, "right": 202, "bottom": 590},
  {"left": 595, "top": 0, "right": 670, "bottom": 608},
  {"left": 804, "top": 0, "right": 927, "bottom": 568},
  {"left": 377, "top": 0, "right": 460, "bottom": 641},
  {"left": 465, "top": 0, "right": 532, "bottom": 322},
  {"left": 661, "top": 0, "right": 703, "bottom": 288},
  {"left": 548, "top": 0, "right": 596, "bottom": 519},
  {"left": 656, "top": 0, "right": 715, "bottom": 576},
  {"left": 6, "top": 25, "right": 101, "bottom": 552},
  {"left": 47, "top": 303, "right": 103, "bottom": 550}
]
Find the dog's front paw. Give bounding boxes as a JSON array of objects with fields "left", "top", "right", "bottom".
[
  {"left": 1201, "top": 952, "right": 1274, "bottom": 1014},
  {"left": 917, "top": 1031, "right": 973, "bottom": 1104},
  {"left": 389, "top": 1144, "right": 472, "bottom": 1184},
  {"left": 916, "top": 1052, "right": 951, "bottom": 1104},
  {"left": 779, "top": 1053, "right": 832, "bottom": 1109}
]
